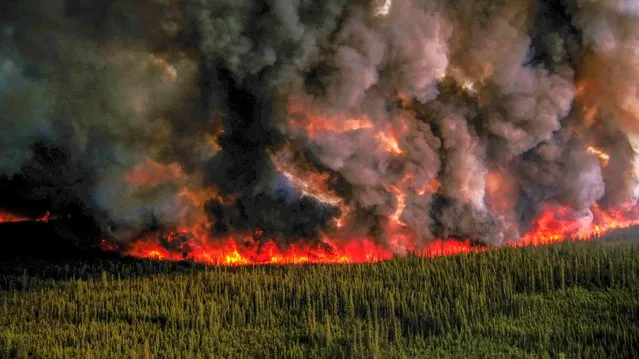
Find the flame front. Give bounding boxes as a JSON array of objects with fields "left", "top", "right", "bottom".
[
  {"left": 114, "top": 103, "right": 639, "bottom": 266},
  {"left": 0, "top": 211, "right": 54, "bottom": 223},
  {"left": 117, "top": 201, "right": 639, "bottom": 266},
  {"left": 124, "top": 234, "right": 395, "bottom": 265},
  {"left": 0, "top": 211, "right": 28, "bottom": 223}
]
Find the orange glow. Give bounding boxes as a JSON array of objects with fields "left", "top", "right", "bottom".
[
  {"left": 125, "top": 234, "right": 396, "bottom": 265},
  {"left": 418, "top": 179, "right": 440, "bottom": 196},
  {"left": 422, "top": 239, "right": 475, "bottom": 257},
  {"left": 0, "top": 211, "right": 28, "bottom": 223},
  {"left": 518, "top": 203, "right": 639, "bottom": 247},
  {"left": 288, "top": 100, "right": 404, "bottom": 156},
  {"left": 384, "top": 184, "right": 407, "bottom": 226},
  {"left": 203, "top": 124, "right": 224, "bottom": 153},
  {"left": 268, "top": 146, "right": 353, "bottom": 228},
  {"left": 269, "top": 148, "right": 343, "bottom": 207},
  {"left": 288, "top": 101, "right": 374, "bottom": 139},
  {"left": 115, "top": 153, "right": 639, "bottom": 267},
  {"left": 124, "top": 160, "right": 184, "bottom": 187},
  {"left": 109, "top": 121, "right": 639, "bottom": 267},
  {"left": 0, "top": 211, "right": 55, "bottom": 223},
  {"left": 123, "top": 231, "right": 484, "bottom": 266},
  {"left": 123, "top": 158, "right": 230, "bottom": 235},
  {"left": 149, "top": 54, "right": 178, "bottom": 81},
  {"left": 116, "top": 201, "right": 639, "bottom": 267},
  {"left": 587, "top": 146, "right": 610, "bottom": 167},
  {"left": 375, "top": 130, "right": 403, "bottom": 155}
]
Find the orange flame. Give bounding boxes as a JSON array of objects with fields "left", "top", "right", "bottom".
[
  {"left": 0, "top": 211, "right": 28, "bottom": 223},
  {"left": 288, "top": 100, "right": 405, "bottom": 156},
  {"left": 518, "top": 203, "right": 639, "bottom": 246},
  {"left": 115, "top": 201, "right": 639, "bottom": 266},
  {"left": 0, "top": 211, "right": 55, "bottom": 223},
  {"left": 123, "top": 234, "right": 394, "bottom": 265},
  {"left": 268, "top": 146, "right": 353, "bottom": 228},
  {"left": 105, "top": 102, "right": 639, "bottom": 266},
  {"left": 122, "top": 232, "right": 484, "bottom": 266},
  {"left": 287, "top": 101, "right": 374, "bottom": 139},
  {"left": 375, "top": 130, "right": 403, "bottom": 155},
  {"left": 268, "top": 148, "right": 343, "bottom": 207}
]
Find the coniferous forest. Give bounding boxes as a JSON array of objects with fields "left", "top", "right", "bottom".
[{"left": 1, "top": 232, "right": 638, "bottom": 358}]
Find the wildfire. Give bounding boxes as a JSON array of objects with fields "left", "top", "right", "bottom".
[
  {"left": 85, "top": 99, "right": 639, "bottom": 267},
  {"left": 0, "top": 211, "right": 27, "bottom": 223},
  {"left": 114, "top": 200, "right": 639, "bottom": 267},
  {"left": 114, "top": 148, "right": 639, "bottom": 267},
  {"left": 0, "top": 211, "right": 55, "bottom": 223},
  {"left": 121, "top": 232, "right": 485, "bottom": 266},
  {"left": 518, "top": 203, "right": 639, "bottom": 246},
  {"left": 122, "top": 234, "right": 395, "bottom": 265}
]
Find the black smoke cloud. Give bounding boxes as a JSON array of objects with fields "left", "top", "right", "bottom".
[{"left": 1, "top": 0, "right": 638, "bottom": 251}]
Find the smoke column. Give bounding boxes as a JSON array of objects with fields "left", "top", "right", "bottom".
[{"left": 1, "top": 0, "right": 639, "bottom": 262}]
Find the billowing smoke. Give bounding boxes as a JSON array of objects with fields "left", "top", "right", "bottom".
[{"left": 1, "top": 0, "right": 639, "bottom": 252}]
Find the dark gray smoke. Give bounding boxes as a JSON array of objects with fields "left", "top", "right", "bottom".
[{"left": 1, "top": 0, "right": 638, "bottom": 251}]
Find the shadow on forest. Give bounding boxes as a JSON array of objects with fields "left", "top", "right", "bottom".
[
  {"left": 0, "top": 219, "right": 94, "bottom": 259},
  {"left": 0, "top": 219, "right": 205, "bottom": 290},
  {"left": 0, "top": 219, "right": 307, "bottom": 292}
]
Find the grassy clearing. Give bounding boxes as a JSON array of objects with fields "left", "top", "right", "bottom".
[{"left": 1, "top": 234, "right": 638, "bottom": 358}]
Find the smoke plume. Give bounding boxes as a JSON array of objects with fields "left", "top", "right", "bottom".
[{"left": 1, "top": 0, "right": 639, "bottom": 254}]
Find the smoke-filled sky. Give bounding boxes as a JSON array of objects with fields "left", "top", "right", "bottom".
[{"left": 1, "top": 0, "right": 639, "bottom": 250}]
